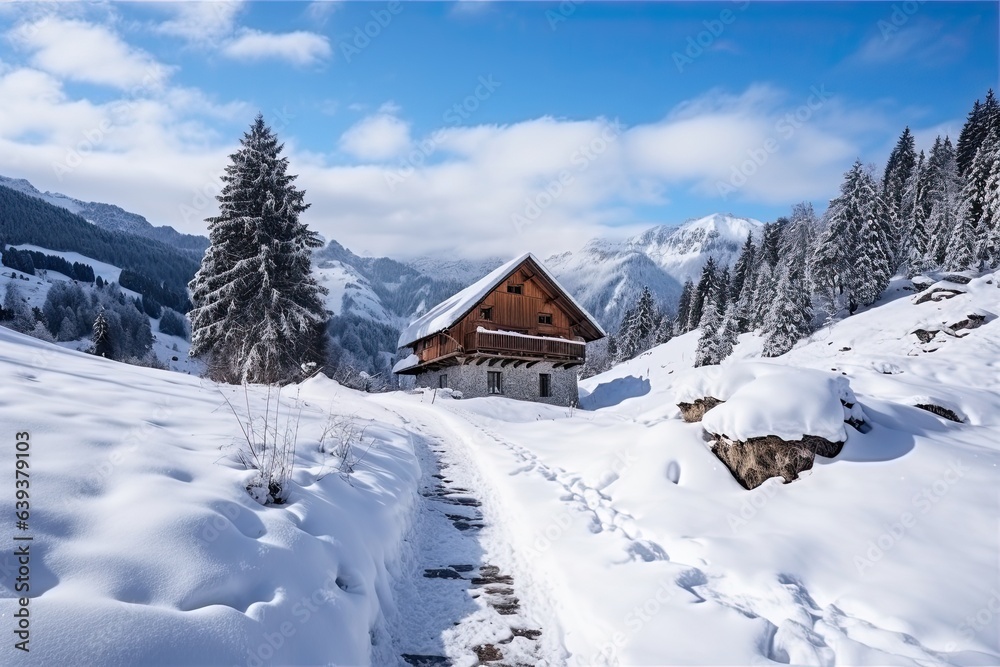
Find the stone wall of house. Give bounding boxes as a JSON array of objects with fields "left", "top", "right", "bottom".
[{"left": 415, "top": 360, "right": 578, "bottom": 406}]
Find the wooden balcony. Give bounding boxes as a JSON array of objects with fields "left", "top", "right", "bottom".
[{"left": 464, "top": 329, "right": 585, "bottom": 362}]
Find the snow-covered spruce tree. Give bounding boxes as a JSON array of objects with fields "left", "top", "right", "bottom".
[
  {"left": 882, "top": 128, "right": 917, "bottom": 264},
  {"left": 811, "top": 160, "right": 887, "bottom": 317},
  {"left": 962, "top": 129, "right": 1000, "bottom": 267},
  {"left": 675, "top": 279, "right": 693, "bottom": 334},
  {"left": 957, "top": 90, "right": 1000, "bottom": 177},
  {"left": 91, "top": 308, "right": 113, "bottom": 359},
  {"left": 694, "top": 298, "right": 722, "bottom": 367},
  {"left": 688, "top": 256, "right": 717, "bottom": 330},
  {"left": 978, "top": 134, "right": 1000, "bottom": 267},
  {"left": 615, "top": 286, "right": 658, "bottom": 361},
  {"left": 716, "top": 301, "right": 739, "bottom": 361},
  {"left": 189, "top": 114, "right": 328, "bottom": 385},
  {"left": 746, "top": 260, "right": 775, "bottom": 330},
  {"left": 780, "top": 202, "right": 818, "bottom": 280},
  {"left": 729, "top": 234, "right": 756, "bottom": 306},
  {"left": 901, "top": 151, "right": 933, "bottom": 276},
  {"left": 924, "top": 137, "right": 965, "bottom": 268},
  {"left": 762, "top": 264, "right": 812, "bottom": 357},
  {"left": 2, "top": 282, "right": 34, "bottom": 333}
]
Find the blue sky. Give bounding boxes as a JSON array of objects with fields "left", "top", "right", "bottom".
[{"left": 0, "top": 2, "right": 995, "bottom": 259}]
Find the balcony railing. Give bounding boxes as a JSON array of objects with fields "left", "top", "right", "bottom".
[{"left": 464, "top": 329, "right": 585, "bottom": 361}]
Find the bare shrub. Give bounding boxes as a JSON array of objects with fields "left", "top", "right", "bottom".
[
  {"left": 318, "top": 413, "right": 376, "bottom": 482},
  {"left": 221, "top": 385, "right": 301, "bottom": 505}
]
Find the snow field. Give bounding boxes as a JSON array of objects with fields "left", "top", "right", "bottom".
[{"left": 0, "top": 331, "right": 421, "bottom": 665}]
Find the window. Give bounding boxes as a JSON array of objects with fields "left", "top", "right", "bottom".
[
  {"left": 487, "top": 371, "right": 503, "bottom": 395},
  {"left": 538, "top": 313, "right": 553, "bottom": 325},
  {"left": 480, "top": 306, "right": 493, "bottom": 321},
  {"left": 507, "top": 284, "right": 523, "bottom": 294},
  {"left": 421, "top": 338, "right": 433, "bottom": 350},
  {"left": 439, "top": 374, "right": 448, "bottom": 389},
  {"left": 539, "top": 373, "right": 551, "bottom": 398}
]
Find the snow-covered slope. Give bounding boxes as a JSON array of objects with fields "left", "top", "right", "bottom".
[
  {"left": 0, "top": 327, "right": 421, "bottom": 665},
  {"left": 546, "top": 213, "right": 762, "bottom": 329}
]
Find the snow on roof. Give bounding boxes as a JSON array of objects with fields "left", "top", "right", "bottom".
[
  {"left": 700, "top": 367, "right": 857, "bottom": 443},
  {"left": 391, "top": 353, "right": 420, "bottom": 374},
  {"left": 397, "top": 252, "right": 606, "bottom": 349}
]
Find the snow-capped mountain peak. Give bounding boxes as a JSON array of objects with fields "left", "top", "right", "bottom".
[{"left": 545, "top": 213, "right": 762, "bottom": 328}]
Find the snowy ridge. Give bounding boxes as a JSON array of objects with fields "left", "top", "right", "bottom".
[{"left": 546, "top": 213, "right": 763, "bottom": 329}]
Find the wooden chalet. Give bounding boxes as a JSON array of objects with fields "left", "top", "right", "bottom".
[{"left": 394, "top": 254, "right": 605, "bottom": 393}]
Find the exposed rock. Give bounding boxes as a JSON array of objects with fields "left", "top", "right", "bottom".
[
  {"left": 912, "top": 329, "right": 938, "bottom": 343},
  {"left": 677, "top": 396, "right": 723, "bottom": 422},
  {"left": 911, "top": 277, "right": 934, "bottom": 292},
  {"left": 941, "top": 274, "right": 972, "bottom": 285},
  {"left": 474, "top": 644, "right": 503, "bottom": 662},
  {"left": 914, "top": 288, "right": 964, "bottom": 305},
  {"left": 950, "top": 313, "right": 986, "bottom": 331},
  {"left": 915, "top": 404, "right": 963, "bottom": 423},
  {"left": 710, "top": 434, "right": 844, "bottom": 490}
]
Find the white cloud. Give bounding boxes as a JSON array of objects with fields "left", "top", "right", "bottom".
[
  {"left": 221, "top": 29, "right": 331, "bottom": 66},
  {"left": 154, "top": 2, "right": 243, "bottom": 46},
  {"left": 338, "top": 109, "right": 412, "bottom": 161},
  {"left": 8, "top": 17, "right": 171, "bottom": 91}
]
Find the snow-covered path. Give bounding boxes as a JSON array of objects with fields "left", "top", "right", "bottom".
[
  {"left": 379, "top": 394, "right": 567, "bottom": 666},
  {"left": 377, "top": 382, "right": 996, "bottom": 667}
]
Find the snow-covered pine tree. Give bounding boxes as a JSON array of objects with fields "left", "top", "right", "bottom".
[
  {"left": 693, "top": 298, "right": 722, "bottom": 367},
  {"left": 675, "top": 279, "right": 693, "bottom": 334},
  {"left": 901, "top": 151, "right": 932, "bottom": 276},
  {"left": 762, "top": 264, "right": 812, "bottom": 357},
  {"left": 924, "top": 137, "right": 965, "bottom": 267},
  {"left": 729, "top": 234, "right": 756, "bottom": 306},
  {"left": 977, "top": 133, "right": 1000, "bottom": 268},
  {"left": 811, "top": 160, "right": 886, "bottom": 317},
  {"left": 2, "top": 282, "right": 33, "bottom": 333},
  {"left": 91, "top": 308, "right": 113, "bottom": 359},
  {"left": 882, "top": 128, "right": 917, "bottom": 267},
  {"left": 962, "top": 129, "right": 1000, "bottom": 268},
  {"left": 716, "top": 301, "right": 739, "bottom": 362},
  {"left": 855, "top": 174, "right": 893, "bottom": 308},
  {"left": 747, "top": 259, "right": 775, "bottom": 329},
  {"left": 713, "top": 266, "right": 731, "bottom": 316},
  {"left": 780, "top": 202, "right": 818, "bottom": 281},
  {"left": 759, "top": 219, "right": 786, "bottom": 267},
  {"left": 957, "top": 90, "right": 1000, "bottom": 177},
  {"left": 188, "top": 114, "right": 329, "bottom": 385},
  {"left": 688, "top": 256, "right": 717, "bottom": 330}
]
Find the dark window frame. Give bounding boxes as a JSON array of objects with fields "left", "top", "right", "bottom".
[
  {"left": 507, "top": 284, "right": 523, "bottom": 294},
  {"left": 439, "top": 374, "right": 448, "bottom": 389},
  {"left": 487, "top": 370, "right": 503, "bottom": 395},
  {"left": 480, "top": 306, "right": 493, "bottom": 321},
  {"left": 538, "top": 313, "right": 553, "bottom": 325},
  {"left": 539, "top": 373, "right": 551, "bottom": 397}
]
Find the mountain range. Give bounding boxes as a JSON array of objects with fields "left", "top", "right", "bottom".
[{"left": 0, "top": 175, "right": 764, "bottom": 370}]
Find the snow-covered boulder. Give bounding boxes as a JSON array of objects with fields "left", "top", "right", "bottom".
[
  {"left": 678, "top": 364, "right": 865, "bottom": 489},
  {"left": 676, "top": 396, "right": 722, "bottom": 422}
]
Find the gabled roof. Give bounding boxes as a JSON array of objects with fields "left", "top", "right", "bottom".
[{"left": 397, "top": 252, "right": 606, "bottom": 349}]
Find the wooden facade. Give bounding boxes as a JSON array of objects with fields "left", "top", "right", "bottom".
[{"left": 397, "top": 256, "right": 604, "bottom": 374}]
